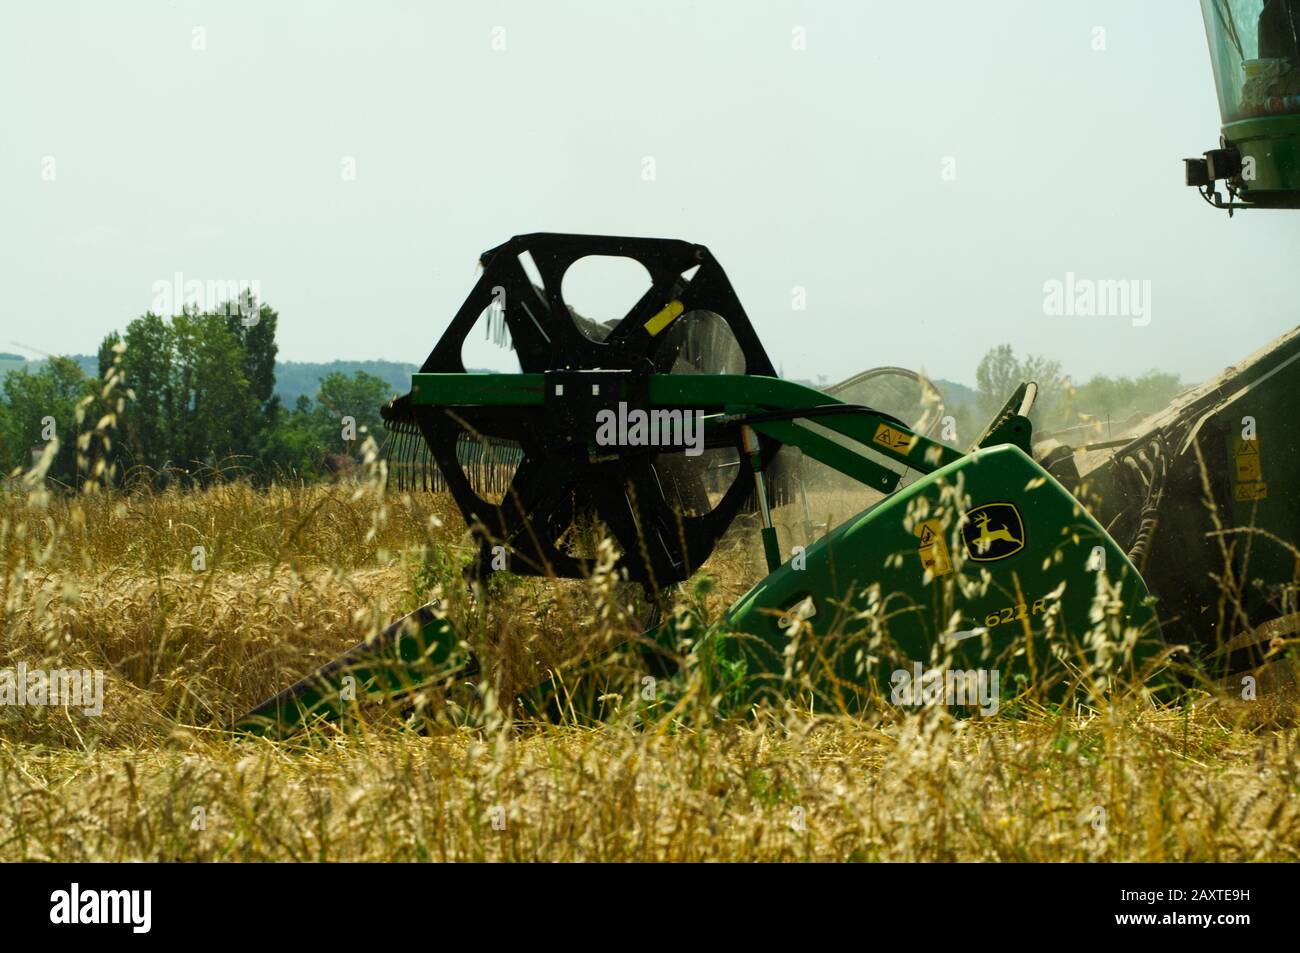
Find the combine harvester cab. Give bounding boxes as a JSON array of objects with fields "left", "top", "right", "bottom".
[{"left": 1188, "top": 0, "right": 1300, "bottom": 209}]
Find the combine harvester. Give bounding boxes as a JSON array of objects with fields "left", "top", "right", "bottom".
[{"left": 239, "top": 3, "right": 1300, "bottom": 735}]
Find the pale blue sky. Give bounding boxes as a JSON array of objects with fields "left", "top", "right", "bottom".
[{"left": 2, "top": 0, "right": 1297, "bottom": 385}]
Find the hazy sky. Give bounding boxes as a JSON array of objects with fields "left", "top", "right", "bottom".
[{"left": 3, "top": 0, "right": 1298, "bottom": 386}]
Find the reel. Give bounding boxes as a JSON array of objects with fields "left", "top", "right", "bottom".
[{"left": 382, "top": 233, "right": 784, "bottom": 590}]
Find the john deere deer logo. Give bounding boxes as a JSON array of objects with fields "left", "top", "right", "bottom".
[{"left": 962, "top": 503, "right": 1025, "bottom": 561}]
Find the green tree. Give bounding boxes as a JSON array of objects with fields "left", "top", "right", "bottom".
[
  {"left": 974, "top": 345, "right": 1185, "bottom": 439},
  {"left": 225, "top": 300, "right": 281, "bottom": 446},
  {"left": 0, "top": 357, "right": 93, "bottom": 485},
  {"left": 260, "top": 396, "right": 335, "bottom": 478},
  {"left": 106, "top": 307, "right": 266, "bottom": 480},
  {"left": 171, "top": 310, "right": 260, "bottom": 471},
  {"left": 316, "top": 370, "right": 392, "bottom": 448},
  {"left": 90, "top": 305, "right": 403, "bottom": 484},
  {"left": 975, "top": 344, "right": 1065, "bottom": 431},
  {"left": 975, "top": 345, "right": 1020, "bottom": 419},
  {"left": 107, "top": 315, "right": 176, "bottom": 471},
  {"left": 0, "top": 399, "right": 10, "bottom": 474},
  {"left": 1069, "top": 371, "right": 1183, "bottom": 423},
  {"left": 258, "top": 371, "right": 394, "bottom": 477}
]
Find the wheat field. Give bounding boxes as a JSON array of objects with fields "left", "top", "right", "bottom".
[{"left": 1, "top": 461, "right": 1298, "bottom": 863}]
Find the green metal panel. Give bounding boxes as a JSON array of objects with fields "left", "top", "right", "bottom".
[
  {"left": 409, "top": 371, "right": 963, "bottom": 473},
  {"left": 1223, "top": 115, "right": 1300, "bottom": 205},
  {"left": 1219, "top": 360, "right": 1300, "bottom": 625},
  {"left": 700, "top": 444, "right": 1164, "bottom": 711},
  {"left": 235, "top": 609, "right": 469, "bottom": 738},
  {"left": 411, "top": 372, "right": 545, "bottom": 405}
]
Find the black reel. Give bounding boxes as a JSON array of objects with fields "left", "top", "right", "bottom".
[{"left": 383, "top": 233, "right": 784, "bottom": 592}]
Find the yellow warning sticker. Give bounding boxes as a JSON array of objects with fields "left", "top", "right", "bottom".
[
  {"left": 1236, "top": 481, "right": 1268, "bottom": 502},
  {"left": 873, "top": 422, "right": 916, "bottom": 455},
  {"left": 1233, "top": 438, "right": 1261, "bottom": 482},
  {"left": 1232, "top": 438, "right": 1266, "bottom": 501},
  {"left": 916, "top": 519, "right": 953, "bottom": 577}
]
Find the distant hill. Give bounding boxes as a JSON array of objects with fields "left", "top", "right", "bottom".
[
  {"left": 931, "top": 378, "right": 980, "bottom": 415},
  {"left": 1, "top": 354, "right": 983, "bottom": 418},
  {"left": 274, "top": 360, "right": 417, "bottom": 406},
  {"left": 0, "top": 353, "right": 99, "bottom": 379},
  {"left": 0, "top": 353, "right": 27, "bottom": 378},
  {"left": 0, "top": 354, "right": 420, "bottom": 406},
  {"left": 791, "top": 373, "right": 980, "bottom": 416}
]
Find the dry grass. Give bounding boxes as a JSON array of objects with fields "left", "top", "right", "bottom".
[{"left": 2, "top": 461, "right": 1299, "bottom": 861}]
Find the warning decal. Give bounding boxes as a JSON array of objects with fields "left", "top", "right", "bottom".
[
  {"left": 916, "top": 519, "right": 953, "bottom": 577},
  {"left": 1232, "top": 437, "right": 1267, "bottom": 502},
  {"left": 873, "top": 422, "right": 916, "bottom": 455},
  {"left": 1236, "top": 481, "right": 1268, "bottom": 502}
]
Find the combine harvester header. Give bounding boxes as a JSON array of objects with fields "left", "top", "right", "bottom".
[{"left": 238, "top": 233, "right": 1299, "bottom": 737}]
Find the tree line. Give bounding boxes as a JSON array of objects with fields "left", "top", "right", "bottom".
[
  {"left": 973, "top": 344, "right": 1184, "bottom": 438},
  {"left": 0, "top": 302, "right": 393, "bottom": 488},
  {"left": 0, "top": 303, "right": 1186, "bottom": 489}
]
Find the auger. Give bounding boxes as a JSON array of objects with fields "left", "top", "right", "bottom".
[{"left": 237, "top": 233, "right": 1298, "bottom": 736}]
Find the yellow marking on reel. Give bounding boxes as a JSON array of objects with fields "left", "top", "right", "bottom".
[{"left": 644, "top": 299, "right": 684, "bottom": 336}]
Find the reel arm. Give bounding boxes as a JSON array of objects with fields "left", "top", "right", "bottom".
[
  {"left": 410, "top": 370, "right": 979, "bottom": 571},
  {"left": 410, "top": 371, "right": 966, "bottom": 481}
]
